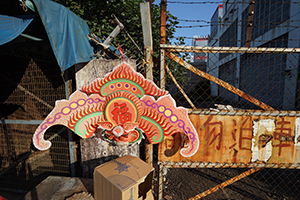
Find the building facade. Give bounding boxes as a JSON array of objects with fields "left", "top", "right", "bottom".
[
  {"left": 185, "top": 36, "right": 208, "bottom": 94},
  {"left": 207, "top": 0, "right": 300, "bottom": 110}
]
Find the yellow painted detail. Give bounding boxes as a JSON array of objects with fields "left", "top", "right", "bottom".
[
  {"left": 165, "top": 109, "right": 172, "bottom": 117},
  {"left": 62, "top": 108, "right": 70, "bottom": 114},
  {"left": 159, "top": 106, "right": 165, "bottom": 112},
  {"left": 78, "top": 100, "right": 85, "bottom": 105}
]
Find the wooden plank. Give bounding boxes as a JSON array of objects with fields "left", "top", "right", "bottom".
[
  {"left": 140, "top": 2, "right": 154, "bottom": 166},
  {"left": 140, "top": 2, "right": 154, "bottom": 80},
  {"left": 158, "top": 113, "right": 300, "bottom": 167},
  {"left": 23, "top": 176, "right": 94, "bottom": 200}
]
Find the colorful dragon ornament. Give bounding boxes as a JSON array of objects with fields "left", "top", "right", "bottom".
[{"left": 32, "top": 62, "right": 199, "bottom": 157}]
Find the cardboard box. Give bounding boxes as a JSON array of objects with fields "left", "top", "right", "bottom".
[{"left": 94, "top": 155, "right": 154, "bottom": 200}]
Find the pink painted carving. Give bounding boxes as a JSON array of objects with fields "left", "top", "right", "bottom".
[{"left": 33, "top": 62, "right": 199, "bottom": 157}]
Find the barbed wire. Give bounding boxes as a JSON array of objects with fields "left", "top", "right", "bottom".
[
  {"left": 166, "top": 36, "right": 300, "bottom": 42},
  {"left": 168, "top": 1, "right": 299, "bottom": 4},
  {"left": 164, "top": 19, "right": 300, "bottom": 28},
  {"left": 177, "top": 19, "right": 300, "bottom": 25},
  {"left": 174, "top": 24, "right": 299, "bottom": 28}
]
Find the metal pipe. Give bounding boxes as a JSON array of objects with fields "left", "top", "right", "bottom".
[
  {"left": 112, "top": 14, "right": 143, "bottom": 55},
  {"left": 158, "top": 161, "right": 300, "bottom": 169},
  {"left": 187, "top": 109, "right": 300, "bottom": 116},
  {"left": 188, "top": 168, "right": 260, "bottom": 200},
  {"left": 0, "top": 128, "right": 66, "bottom": 177},
  {"left": 157, "top": 2, "right": 167, "bottom": 199},
  {"left": 165, "top": 64, "right": 196, "bottom": 109},
  {"left": 0, "top": 151, "right": 32, "bottom": 177},
  {"left": 0, "top": 74, "right": 53, "bottom": 109},
  {"left": 0, "top": 119, "right": 43, "bottom": 125},
  {"left": 64, "top": 71, "right": 77, "bottom": 177},
  {"left": 160, "top": 0, "right": 167, "bottom": 90},
  {"left": 160, "top": 44, "right": 300, "bottom": 54}
]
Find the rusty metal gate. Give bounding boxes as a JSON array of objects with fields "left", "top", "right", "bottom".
[{"left": 157, "top": 44, "right": 300, "bottom": 200}]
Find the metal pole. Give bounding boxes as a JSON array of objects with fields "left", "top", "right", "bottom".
[
  {"left": 157, "top": 164, "right": 164, "bottom": 200},
  {"left": 160, "top": 0, "right": 167, "bottom": 90},
  {"left": 64, "top": 71, "right": 77, "bottom": 177},
  {"left": 157, "top": 1, "right": 167, "bottom": 199},
  {"left": 0, "top": 128, "right": 65, "bottom": 177},
  {"left": 160, "top": 49, "right": 165, "bottom": 90},
  {"left": 245, "top": 0, "right": 255, "bottom": 47}
]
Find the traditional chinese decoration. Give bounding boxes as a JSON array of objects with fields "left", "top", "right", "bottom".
[{"left": 32, "top": 62, "right": 199, "bottom": 157}]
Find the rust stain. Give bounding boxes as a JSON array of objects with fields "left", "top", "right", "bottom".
[
  {"left": 258, "top": 134, "right": 273, "bottom": 148},
  {"left": 232, "top": 148, "right": 238, "bottom": 163},
  {"left": 159, "top": 114, "right": 300, "bottom": 166},
  {"left": 233, "top": 119, "right": 237, "bottom": 126}
]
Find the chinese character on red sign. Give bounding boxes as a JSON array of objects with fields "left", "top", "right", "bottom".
[
  {"left": 239, "top": 117, "right": 252, "bottom": 151},
  {"left": 203, "top": 116, "right": 223, "bottom": 150},
  {"left": 111, "top": 103, "right": 132, "bottom": 124},
  {"left": 273, "top": 118, "right": 292, "bottom": 156}
]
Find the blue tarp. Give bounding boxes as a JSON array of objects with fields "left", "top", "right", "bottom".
[
  {"left": 0, "top": 0, "right": 124, "bottom": 72},
  {"left": 32, "top": 0, "right": 94, "bottom": 71},
  {"left": 0, "top": 14, "right": 34, "bottom": 45}
]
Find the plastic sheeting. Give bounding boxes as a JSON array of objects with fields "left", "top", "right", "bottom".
[
  {"left": 0, "top": 14, "right": 34, "bottom": 45},
  {"left": 32, "top": 0, "right": 94, "bottom": 71}
]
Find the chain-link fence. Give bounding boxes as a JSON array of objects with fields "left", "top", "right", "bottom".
[
  {"left": 162, "top": 167, "right": 300, "bottom": 200},
  {"left": 0, "top": 60, "right": 75, "bottom": 195},
  {"left": 162, "top": 45, "right": 300, "bottom": 112},
  {"left": 157, "top": 45, "right": 300, "bottom": 200}
]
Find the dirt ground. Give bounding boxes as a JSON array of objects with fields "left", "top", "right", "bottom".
[
  {"left": 162, "top": 168, "right": 298, "bottom": 200},
  {"left": 1, "top": 167, "right": 300, "bottom": 200}
]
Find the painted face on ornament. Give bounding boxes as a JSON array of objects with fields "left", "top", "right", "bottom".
[{"left": 32, "top": 62, "right": 199, "bottom": 157}]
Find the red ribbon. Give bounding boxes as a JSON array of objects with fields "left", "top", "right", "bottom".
[{"left": 118, "top": 44, "right": 125, "bottom": 62}]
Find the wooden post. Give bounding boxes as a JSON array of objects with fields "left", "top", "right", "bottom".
[
  {"left": 140, "top": 2, "right": 154, "bottom": 81},
  {"left": 75, "top": 59, "right": 140, "bottom": 178},
  {"left": 140, "top": 2, "right": 154, "bottom": 166}
]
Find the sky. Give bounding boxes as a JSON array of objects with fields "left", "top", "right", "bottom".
[{"left": 163, "top": 0, "right": 222, "bottom": 46}]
